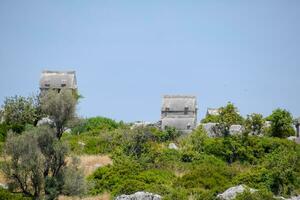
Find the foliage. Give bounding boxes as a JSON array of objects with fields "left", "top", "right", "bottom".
[
  {"left": 85, "top": 117, "right": 121, "bottom": 132},
  {"left": 201, "top": 102, "right": 244, "bottom": 136},
  {"left": 244, "top": 113, "right": 265, "bottom": 135},
  {"left": 0, "top": 123, "right": 8, "bottom": 142},
  {"left": 0, "top": 188, "right": 32, "bottom": 200},
  {"left": 61, "top": 157, "right": 86, "bottom": 196},
  {"left": 1, "top": 95, "right": 40, "bottom": 133},
  {"left": 203, "top": 134, "right": 297, "bottom": 164},
  {"left": 181, "top": 125, "right": 208, "bottom": 152},
  {"left": 151, "top": 127, "right": 180, "bottom": 142},
  {"left": 201, "top": 114, "right": 220, "bottom": 123},
  {"left": 176, "top": 155, "right": 234, "bottom": 197},
  {"left": 234, "top": 189, "right": 275, "bottom": 200},
  {"left": 234, "top": 146, "right": 300, "bottom": 196},
  {"left": 267, "top": 109, "right": 295, "bottom": 138},
  {"left": 69, "top": 116, "right": 126, "bottom": 135},
  {"left": 2, "top": 126, "right": 85, "bottom": 199},
  {"left": 40, "top": 89, "right": 77, "bottom": 139},
  {"left": 89, "top": 155, "right": 177, "bottom": 197}
]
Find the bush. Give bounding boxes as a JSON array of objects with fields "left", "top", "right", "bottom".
[
  {"left": 0, "top": 123, "right": 8, "bottom": 142},
  {"left": 89, "top": 157, "right": 176, "bottom": 197},
  {"left": 0, "top": 188, "right": 32, "bottom": 200},
  {"left": 176, "top": 155, "right": 234, "bottom": 196},
  {"left": 70, "top": 117, "right": 125, "bottom": 135},
  {"left": 85, "top": 117, "right": 121, "bottom": 132},
  {"left": 234, "top": 147, "right": 300, "bottom": 196},
  {"left": 203, "top": 135, "right": 296, "bottom": 164},
  {"left": 152, "top": 127, "right": 180, "bottom": 142},
  {"left": 234, "top": 189, "right": 275, "bottom": 200},
  {"left": 267, "top": 109, "right": 295, "bottom": 138}
]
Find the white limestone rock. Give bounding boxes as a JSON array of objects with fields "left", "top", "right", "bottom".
[
  {"left": 229, "top": 125, "right": 244, "bottom": 135},
  {"left": 37, "top": 117, "right": 54, "bottom": 126},
  {"left": 78, "top": 141, "right": 86, "bottom": 146},
  {"left": 287, "top": 136, "right": 297, "bottom": 141},
  {"left": 217, "top": 185, "right": 256, "bottom": 200},
  {"left": 115, "top": 191, "right": 162, "bottom": 200},
  {"left": 168, "top": 143, "right": 179, "bottom": 150},
  {"left": 0, "top": 183, "right": 8, "bottom": 189},
  {"left": 202, "top": 123, "right": 218, "bottom": 137}
]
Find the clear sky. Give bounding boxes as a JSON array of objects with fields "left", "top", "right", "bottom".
[{"left": 0, "top": 0, "right": 299, "bottom": 122}]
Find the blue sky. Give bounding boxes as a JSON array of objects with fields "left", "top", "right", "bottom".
[{"left": 0, "top": 0, "right": 299, "bottom": 122}]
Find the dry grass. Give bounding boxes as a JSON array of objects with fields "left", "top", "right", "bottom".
[
  {"left": 58, "top": 192, "right": 110, "bottom": 200},
  {"left": 0, "top": 172, "right": 7, "bottom": 184},
  {"left": 77, "top": 154, "right": 113, "bottom": 176}
]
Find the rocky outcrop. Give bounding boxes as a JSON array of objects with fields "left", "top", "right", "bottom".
[
  {"left": 115, "top": 191, "right": 162, "bottom": 200},
  {"left": 217, "top": 185, "right": 256, "bottom": 200}
]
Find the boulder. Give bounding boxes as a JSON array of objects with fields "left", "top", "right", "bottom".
[
  {"left": 78, "top": 141, "right": 86, "bottom": 146},
  {"left": 168, "top": 143, "right": 179, "bottom": 150},
  {"left": 0, "top": 183, "right": 8, "bottom": 189},
  {"left": 229, "top": 125, "right": 244, "bottom": 135},
  {"left": 37, "top": 117, "right": 54, "bottom": 126},
  {"left": 287, "top": 136, "right": 297, "bottom": 141},
  {"left": 115, "top": 191, "right": 162, "bottom": 200},
  {"left": 64, "top": 128, "right": 71, "bottom": 133},
  {"left": 217, "top": 185, "right": 256, "bottom": 200},
  {"left": 202, "top": 123, "right": 218, "bottom": 137}
]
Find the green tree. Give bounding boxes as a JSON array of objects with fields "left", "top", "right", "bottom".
[
  {"left": 2, "top": 126, "right": 85, "bottom": 200},
  {"left": 267, "top": 109, "right": 295, "bottom": 138},
  {"left": 244, "top": 113, "right": 265, "bottom": 135},
  {"left": 207, "top": 102, "right": 244, "bottom": 136},
  {"left": 40, "top": 89, "right": 77, "bottom": 139},
  {"left": 201, "top": 114, "right": 220, "bottom": 123},
  {"left": 1, "top": 95, "right": 40, "bottom": 133}
]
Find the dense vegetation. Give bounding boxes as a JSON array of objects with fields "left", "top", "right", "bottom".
[{"left": 0, "top": 95, "right": 299, "bottom": 199}]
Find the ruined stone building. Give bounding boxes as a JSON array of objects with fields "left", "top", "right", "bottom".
[
  {"left": 206, "top": 108, "right": 220, "bottom": 116},
  {"left": 161, "top": 95, "right": 197, "bottom": 134},
  {"left": 39, "top": 70, "right": 77, "bottom": 93}
]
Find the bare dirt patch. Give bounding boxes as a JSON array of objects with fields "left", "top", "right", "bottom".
[{"left": 77, "top": 154, "right": 113, "bottom": 176}]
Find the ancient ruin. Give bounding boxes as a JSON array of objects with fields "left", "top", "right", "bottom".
[{"left": 161, "top": 95, "right": 197, "bottom": 134}]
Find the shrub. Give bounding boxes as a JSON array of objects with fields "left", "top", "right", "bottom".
[
  {"left": 234, "top": 189, "right": 275, "bottom": 200},
  {"left": 0, "top": 188, "right": 32, "bottom": 200},
  {"left": 85, "top": 117, "right": 121, "bottom": 131},
  {"left": 176, "top": 155, "right": 233, "bottom": 196},
  {"left": 0, "top": 123, "right": 8, "bottom": 142},
  {"left": 267, "top": 109, "right": 295, "bottom": 138},
  {"left": 234, "top": 147, "right": 300, "bottom": 196}
]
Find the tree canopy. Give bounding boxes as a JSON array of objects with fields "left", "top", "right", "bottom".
[{"left": 40, "top": 89, "right": 77, "bottom": 139}]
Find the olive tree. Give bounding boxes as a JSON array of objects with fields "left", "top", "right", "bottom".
[
  {"left": 2, "top": 126, "right": 85, "bottom": 199},
  {"left": 1, "top": 95, "right": 40, "bottom": 133},
  {"left": 40, "top": 89, "right": 77, "bottom": 139}
]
